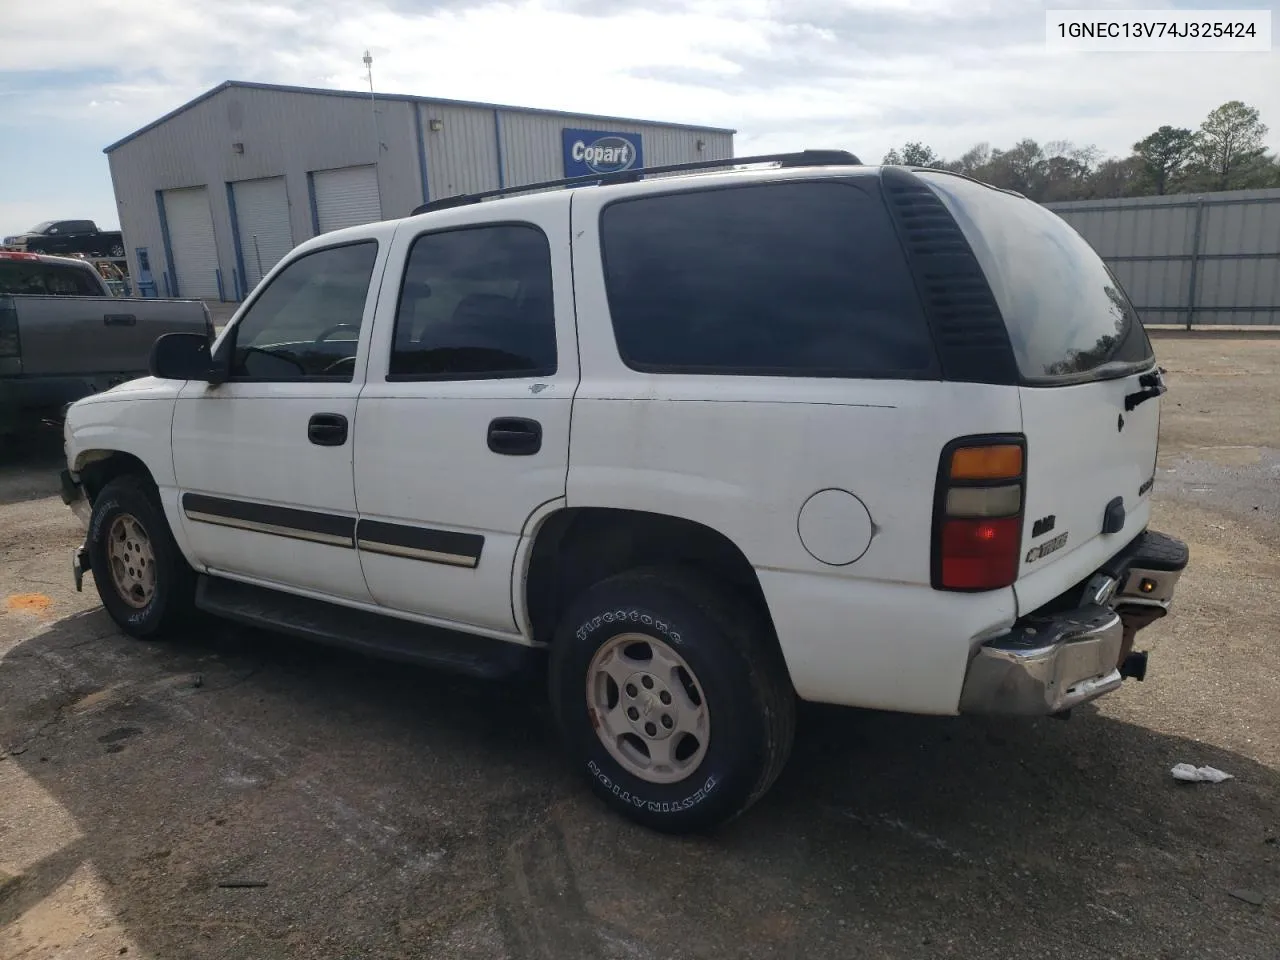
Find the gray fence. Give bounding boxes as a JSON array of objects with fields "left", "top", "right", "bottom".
[{"left": 1045, "top": 187, "right": 1280, "bottom": 327}]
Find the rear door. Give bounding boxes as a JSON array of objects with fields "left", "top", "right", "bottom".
[
  {"left": 920, "top": 174, "right": 1160, "bottom": 613},
  {"left": 353, "top": 192, "right": 575, "bottom": 636}
]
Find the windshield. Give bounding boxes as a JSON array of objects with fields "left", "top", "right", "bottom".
[
  {"left": 918, "top": 172, "right": 1153, "bottom": 382},
  {"left": 27, "top": 222, "right": 55, "bottom": 233}
]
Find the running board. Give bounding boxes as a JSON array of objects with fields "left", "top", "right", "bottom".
[{"left": 194, "top": 575, "right": 532, "bottom": 680}]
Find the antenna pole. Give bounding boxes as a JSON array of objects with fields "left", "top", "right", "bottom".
[{"left": 362, "top": 50, "right": 382, "bottom": 154}]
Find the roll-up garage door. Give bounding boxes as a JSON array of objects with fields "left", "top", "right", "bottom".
[
  {"left": 162, "top": 186, "right": 220, "bottom": 299},
  {"left": 232, "top": 176, "right": 294, "bottom": 290},
  {"left": 312, "top": 165, "right": 382, "bottom": 234}
]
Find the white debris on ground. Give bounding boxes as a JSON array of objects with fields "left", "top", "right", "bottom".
[{"left": 1171, "top": 763, "right": 1234, "bottom": 783}]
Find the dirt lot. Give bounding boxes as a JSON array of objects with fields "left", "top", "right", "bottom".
[{"left": 2, "top": 334, "right": 1278, "bottom": 960}]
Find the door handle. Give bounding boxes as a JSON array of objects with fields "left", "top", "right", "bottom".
[
  {"left": 104, "top": 313, "right": 136, "bottom": 326},
  {"left": 487, "top": 417, "right": 542, "bottom": 456},
  {"left": 308, "top": 413, "right": 349, "bottom": 446}
]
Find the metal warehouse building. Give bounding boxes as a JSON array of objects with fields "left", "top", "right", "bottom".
[{"left": 104, "top": 80, "right": 735, "bottom": 301}]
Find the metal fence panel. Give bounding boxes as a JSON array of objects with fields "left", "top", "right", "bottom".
[{"left": 1045, "top": 188, "right": 1280, "bottom": 327}]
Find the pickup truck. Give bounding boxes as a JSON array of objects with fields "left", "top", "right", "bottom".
[
  {"left": 1, "top": 251, "right": 211, "bottom": 435},
  {"left": 3, "top": 220, "right": 125, "bottom": 259},
  {"left": 59, "top": 152, "right": 1188, "bottom": 833}
]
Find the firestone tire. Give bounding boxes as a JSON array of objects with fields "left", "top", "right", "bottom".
[
  {"left": 87, "top": 475, "right": 196, "bottom": 640},
  {"left": 549, "top": 567, "right": 796, "bottom": 834}
]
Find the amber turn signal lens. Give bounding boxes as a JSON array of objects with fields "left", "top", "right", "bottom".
[{"left": 950, "top": 444, "right": 1023, "bottom": 481}]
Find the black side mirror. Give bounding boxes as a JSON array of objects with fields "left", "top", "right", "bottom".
[{"left": 150, "top": 332, "right": 220, "bottom": 382}]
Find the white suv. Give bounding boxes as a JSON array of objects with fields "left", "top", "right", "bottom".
[{"left": 60, "top": 151, "right": 1189, "bottom": 833}]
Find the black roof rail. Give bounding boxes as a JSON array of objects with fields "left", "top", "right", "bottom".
[{"left": 410, "top": 149, "right": 862, "bottom": 215}]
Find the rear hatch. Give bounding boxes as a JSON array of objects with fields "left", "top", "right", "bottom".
[{"left": 919, "top": 173, "right": 1160, "bottom": 614}]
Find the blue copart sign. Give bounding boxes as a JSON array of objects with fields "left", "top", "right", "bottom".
[{"left": 562, "top": 128, "right": 644, "bottom": 177}]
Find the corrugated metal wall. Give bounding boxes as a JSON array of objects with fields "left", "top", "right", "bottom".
[
  {"left": 107, "top": 84, "right": 733, "bottom": 300},
  {"left": 1046, "top": 188, "right": 1280, "bottom": 326},
  {"left": 496, "top": 111, "right": 733, "bottom": 190}
]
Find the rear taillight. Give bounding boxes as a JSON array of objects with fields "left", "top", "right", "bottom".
[
  {"left": 932, "top": 436, "right": 1025, "bottom": 591},
  {"left": 0, "top": 296, "right": 19, "bottom": 359}
]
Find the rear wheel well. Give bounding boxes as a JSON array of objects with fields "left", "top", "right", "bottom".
[
  {"left": 525, "top": 507, "right": 780, "bottom": 651},
  {"left": 78, "top": 452, "right": 155, "bottom": 502}
]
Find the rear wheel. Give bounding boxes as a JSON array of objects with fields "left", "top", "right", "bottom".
[
  {"left": 549, "top": 567, "right": 795, "bottom": 833},
  {"left": 87, "top": 475, "right": 196, "bottom": 639}
]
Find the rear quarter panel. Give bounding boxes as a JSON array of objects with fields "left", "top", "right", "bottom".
[{"left": 566, "top": 378, "right": 1024, "bottom": 713}]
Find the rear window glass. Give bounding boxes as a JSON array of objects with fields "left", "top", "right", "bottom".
[
  {"left": 599, "top": 180, "right": 937, "bottom": 378},
  {"left": 0, "top": 261, "right": 102, "bottom": 296},
  {"left": 919, "top": 172, "right": 1152, "bottom": 381}
]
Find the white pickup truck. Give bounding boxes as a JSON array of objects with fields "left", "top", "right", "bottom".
[{"left": 60, "top": 152, "right": 1188, "bottom": 833}]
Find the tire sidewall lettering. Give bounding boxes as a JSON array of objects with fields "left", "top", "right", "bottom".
[
  {"left": 576, "top": 606, "right": 681, "bottom": 645},
  {"left": 587, "top": 759, "right": 718, "bottom": 813}
]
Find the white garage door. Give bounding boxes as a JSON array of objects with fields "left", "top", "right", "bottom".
[
  {"left": 162, "top": 186, "right": 220, "bottom": 299},
  {"left": 312, "top": 165, "right": 382, "bottom": 234},
  {"left": 233, "top": 176, "right": 294, "bottom": 290}
]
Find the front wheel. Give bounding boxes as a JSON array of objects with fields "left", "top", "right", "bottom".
[
  {"left": 87, "top": 475, "right": 196, "bottom": 639},
  {"left": 549, "top": 568, "right": 795, "bottom": 833}
]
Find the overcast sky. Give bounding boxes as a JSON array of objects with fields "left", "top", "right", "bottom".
[{"left": 1, "top": 0, "right": 1276, "bottom": 236}]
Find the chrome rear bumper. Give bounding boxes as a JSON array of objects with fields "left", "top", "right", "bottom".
[
  {"left": 960, "top": 529, "right": 1187, "bottom": 716},
  {"left": 960, "top": 604, "right": 1124, "bottom": 715}
]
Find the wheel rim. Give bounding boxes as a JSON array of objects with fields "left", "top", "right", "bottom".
[
  {"left": 106, "top": 514, "right": 156, "bottom": 609},
  {"left": 586, "top": 632, "right": 710, "bottom": 785}
]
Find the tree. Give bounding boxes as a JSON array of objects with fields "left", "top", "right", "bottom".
[
  {"left": 1041, "top": 141, "right": 1101, "bottom": 201},
  {"left": 1086, "top": 156, "right": 1145, "bottom": 199},
  {"left": 944, "top": 143, "right": 991, "bottom": 176},
  {"left": 1192, "top": 100, "right": 1270, "bottom": 190},
  {"left": 881, "top": 142, "right": 940, "bottom": 166},
  {"left": 984, "top": 139, "right": 1047, "bottom": 197},
  {"left": 1132, "top": 125, "right": 1196, "bottom": 194}
]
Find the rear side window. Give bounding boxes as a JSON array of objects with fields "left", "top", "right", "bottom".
[
  {"left": 919, "top": 173, "right": 1153, "bottom": 381},
  {"left": 0, "top": 261, "right": 101, "bottom": 296},
  {"left": 389, "top": 224, "right": 556, "bottom": 380},
  {"left": 599, "top": 180, "right": 937, "bottom": 378}
]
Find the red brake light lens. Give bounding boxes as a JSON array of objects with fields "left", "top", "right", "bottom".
[{"left": 940, "top": 517, "right": 1021, "bottom": 589}]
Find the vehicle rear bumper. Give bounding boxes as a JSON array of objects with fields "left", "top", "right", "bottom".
[{"left": 960, "top": 529, "right": 1188, "bottom": 715}]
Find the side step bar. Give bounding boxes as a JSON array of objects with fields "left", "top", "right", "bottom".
[{"left": 194, "top": 575, "right": 533, "bottom": 680}]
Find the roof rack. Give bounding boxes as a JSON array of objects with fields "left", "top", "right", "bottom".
[{"left": 410, "top": 149, "right": 862, "bottom": 215}]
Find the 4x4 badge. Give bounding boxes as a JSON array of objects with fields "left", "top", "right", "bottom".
[{"left": 1026, "top": 532, "right": 1068, "bottom": 564}]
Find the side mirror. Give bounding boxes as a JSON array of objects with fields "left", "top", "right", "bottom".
[{"left": 150, "top": 332, "right": 220, "bottom": 382}]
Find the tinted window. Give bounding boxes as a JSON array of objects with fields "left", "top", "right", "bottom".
[
  {"left": 389, "top": 224, "right": 556, "bottom": 379},
  {"left": 230, "top": 241, "right": 377, "bottom": 381},
  {"left": 0, "top": 261, "right": 102, "bottom": 296},
  {"left": 599, "top": 180, "right": 936, "bottom": 377},
  {"left": 919, "top": 172, "right": 1153, "bottom": 381}
]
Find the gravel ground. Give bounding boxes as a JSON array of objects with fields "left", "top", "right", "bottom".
[{"left": 1, "top": 333, "right": 1277, "bottom": 959}]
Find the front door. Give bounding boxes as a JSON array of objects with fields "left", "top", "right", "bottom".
[
  {"left": 354, "top": 195, "right": 577, "bottom": 635},
  {"left": 172, "top": 234, "right": 391, "bottom": 602}
]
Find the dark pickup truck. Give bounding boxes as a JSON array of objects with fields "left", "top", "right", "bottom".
[
  {"left": 3, "top": 220, "right": 125, "bottom": 259},
  {"left": 0, "top": 251, "right": 210, "bottom": 436}
]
